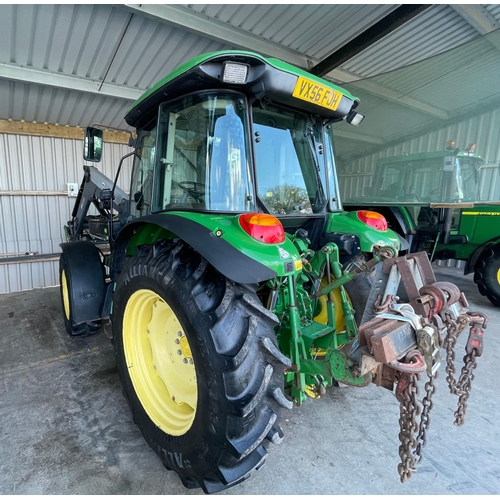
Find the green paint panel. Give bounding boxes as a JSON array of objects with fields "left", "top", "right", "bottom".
[
  {"left": 326, "top": 212, "right": 401, "bottom": 252},
  {"left": 126, "top": 212, "right": 301, "bottom": 278},
  {"left": 459, "top": 206, "right": 500, "bottom": 245}
]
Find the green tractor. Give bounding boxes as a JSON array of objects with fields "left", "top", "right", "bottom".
[
  {"left": 59, "top": 51, "right": 487, "bottom": 492},
  {"left": 342, "top": 144, "right": 500, "bottom": 306}
]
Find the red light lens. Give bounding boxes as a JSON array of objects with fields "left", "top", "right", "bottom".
[
  {"left": 239, "top": 213, "right": 285, "bottom": 244},
  {"left": 357, "top": 210, "right": 388, "bottom": 231}
]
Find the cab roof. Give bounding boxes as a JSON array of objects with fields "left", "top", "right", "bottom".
[
  {"left": 125, "top": 50, "right": 360, "bottom": 128},
  {"left": 376, "top": 150, "right": 484, "bottom": 166}
]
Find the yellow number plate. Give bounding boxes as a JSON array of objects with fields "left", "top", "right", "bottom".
[{"left": 292, "top": 76, "right": 343, "bottom": 111}]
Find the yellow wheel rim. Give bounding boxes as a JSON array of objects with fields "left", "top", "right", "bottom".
[
  {"left": 123, "top": 289, "right": 197, "bottom": 436},
  {"left": 61, "top": 270, "right": 70, "bottom": 320},
  {"left": 497, "top": 267, "right": 500, "bottom": 286}
]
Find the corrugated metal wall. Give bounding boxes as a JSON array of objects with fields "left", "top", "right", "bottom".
[
  {"left": 338, "top": 107, "right": 500, "bottom": 202},
  {"left": 0, "top": 134, "right": 131, "bottom": 293}
]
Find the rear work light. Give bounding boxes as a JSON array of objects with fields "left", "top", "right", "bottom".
[
  {"left": 222, "top": 62, "right": 249, "bottom": 84},
  {"left": 357, "top": 210, "right": 388, "bottom": 231},
  {"left": 239, "top": 213, "right": 285, "bottom": 244}
]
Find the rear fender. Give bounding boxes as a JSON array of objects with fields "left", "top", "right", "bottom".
[
  {"left": 326, "top": 211, "right": 403, "bottom": 254},
  {"left": 112, "top": 213, "right": 300, "bottom": 284}
]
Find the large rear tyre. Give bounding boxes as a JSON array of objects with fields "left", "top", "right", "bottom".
[
  {"left": 474, "top": 246, "right": 500, "bottom": 307},
  {"left": 59, "top": 255, "right": 101, "bottom": 336},
  {"left": 112, "top": 240, "right": 291, "bottom": 493}
]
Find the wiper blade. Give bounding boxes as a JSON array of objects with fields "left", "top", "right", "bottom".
[{"left": 306, "top": 126, "right": 321, "bottom": 172}]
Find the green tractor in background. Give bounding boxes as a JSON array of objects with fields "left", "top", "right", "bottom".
[
  {"left": 342, "top": 144, "right": 500, "bottom": 307},
  {"left": 59, "top": 51, "right": 487, "bottom": 492}
]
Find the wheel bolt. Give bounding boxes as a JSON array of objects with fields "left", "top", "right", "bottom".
[
  {"left": 175, "top": 339, "right": 180, "bottom": 344},
  {"left": 172, "top": 396, "right": 175, "bottom": 401},
  {"left": 189, "top": 359, "right": 194, "bottom": 365},
  {"left": 177, "top": 349, "right": 182, "bottom": 355},
  {"left": 177, "top": 331, "right": 182, "bottom": 337},
  {"left": 183, "top": 358, "right": 188, "bottom": 364}
]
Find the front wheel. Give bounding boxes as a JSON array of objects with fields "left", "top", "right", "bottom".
[
  {"left": 474, "top": 246, "right": 500, "bottom": 307},
  {"left": 112, "top": 240, "right": 291, "bottom": 493},
  {"left": 59, "top": 255, "right": 101, "bottom": 336}
]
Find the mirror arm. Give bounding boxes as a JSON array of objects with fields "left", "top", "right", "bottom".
[{"left": 92, "top": 123, "right": 135, "bottom": 146}]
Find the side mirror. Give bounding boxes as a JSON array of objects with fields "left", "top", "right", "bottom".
[{"left": 84, "top": 127, "right": 103, "bottom": 162}]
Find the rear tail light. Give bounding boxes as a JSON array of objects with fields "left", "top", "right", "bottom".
[
  {"left": 357, "top": 210, "right": 388, "bottom": 231},
  {"left": 239, "top": 213, "right": 285, "bottom": 244}
]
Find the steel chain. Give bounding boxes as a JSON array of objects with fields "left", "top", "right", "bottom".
[
  {"left": 414, "top": 373, "right": 436, "bottom": 463},
  {"left": 444, "top": 313, "right": 469, "bottom": 394},
  {"left": 397, "top": 370, "right": 439, "bottom": 482},
  {"left": 454, "top": 354, "right": 477, "bottom": 426},
  {"left": 397, "top": 373, "right": 420, "bottom": 483},
  {"left": 443, "top": 313, "right": 480, "bottom": 426}
]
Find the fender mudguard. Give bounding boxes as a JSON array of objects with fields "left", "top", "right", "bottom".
[
  {"left": 112, "top": 214, "right": 279, "bottom": 284},
  {"left": 465, "top": 238, "right": 500, "bottom": 275},
  {"left": 60, "top": 240, "right": 106, "bottom": 323}
]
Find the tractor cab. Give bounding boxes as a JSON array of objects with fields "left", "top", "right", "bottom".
[
  {"left": 122, "top": 51, "right": 363, "bottom": 232},
  {"left": 343, "top": 143, "right": 485, "bottom": 250},
  {"left": 366, "top": 144, "right": 484, "bottom": 205}
]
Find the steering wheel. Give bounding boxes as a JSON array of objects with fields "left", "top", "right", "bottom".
[{"left": 176, "top": 181, "right": 206, "bottom": 202}]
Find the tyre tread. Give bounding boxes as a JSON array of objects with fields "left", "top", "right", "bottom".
[{"left": 113, "top": 240, "right": 291, "bottom": 493}]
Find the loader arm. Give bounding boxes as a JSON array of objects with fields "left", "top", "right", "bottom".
[{"left": 68, "top": 164, "right": 129, "bottom": 241}]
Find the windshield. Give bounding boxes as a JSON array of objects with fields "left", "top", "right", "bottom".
[
  {"left": 151, "top": 92, "right": 254, "bottom": 213},
  {"left": 457, "top": 157, "right": 482, "bottom": 201},
  {"left": 252, "top": 104, "right": 329, "bottom": 215},
  {"left": 376, "top": 158, "right": 444, "bottom": 203},
  {"left": 346, "top": 155, "right": 483, "bottom": 205}
]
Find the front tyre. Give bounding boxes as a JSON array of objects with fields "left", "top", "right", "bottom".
[
  {"left": 474, "top": 246, "right": 500, "bottom": 307},
  {"left": 59, "top": 255, "right": 101, "bottom": 336},
  {"left": 112, "top": 240, "right": 291, "bottom": 493}
]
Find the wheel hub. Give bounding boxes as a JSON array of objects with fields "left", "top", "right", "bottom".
[{"left": 123, "top": 289, "right": 198, "bottom": 436}]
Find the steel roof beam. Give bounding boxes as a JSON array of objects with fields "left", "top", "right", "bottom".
[
  {"left": 450, "top": 5, "right": 500, "bottom": 34},
  {"left": 451, "top": 5, "right": 500, "bottom": 52},
  {"left": 334, "top": 129, "right": 383, "bottom": 145},
  {"left": 119, "top": 4, "right": 448, "bottom": 121},
  {"left": 120, "top": 4, "right": 311, "bottom": 68},
  {"left": 310, "top": 5, "right": 431, "bottom": 77},
  {"left": 332, "top": 71, "right": 449, "bottom": 120},
  {"left": 0, "top": 63, "right": 143, "bottom": 101}
]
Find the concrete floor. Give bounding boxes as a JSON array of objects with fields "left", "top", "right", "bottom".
[{"left": 1, "top": 265, "right": 499, "bottom": 495}]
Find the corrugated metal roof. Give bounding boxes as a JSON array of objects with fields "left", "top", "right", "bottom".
[
  {"left": 1, "top": 3, "right": 499, "bottom": 131},
  {"left": 184, "top": 4, "right": 398, "bottom": 60},
  {"left": 0, "top": 79, "right": 132, "bottom": 129},
  {"left": 104, "top": 14, "right": 231, "bottom": 88},
  {"left": 341, "top": 5, "right": 482, "bottom": 77},
  {"left": 0, "top": 5, "right": 130, "bottom": 80},
  {"left": 326, "top": 27, "right": 500, "bottom": 164}
]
